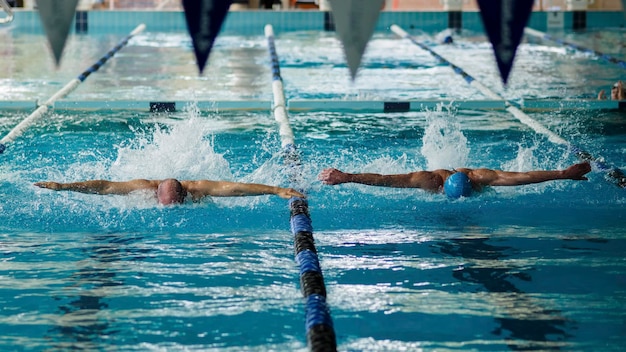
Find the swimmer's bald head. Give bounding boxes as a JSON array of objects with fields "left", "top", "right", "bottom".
[{"left": 157, "top": 179, "right": 187, "bottom": 205}]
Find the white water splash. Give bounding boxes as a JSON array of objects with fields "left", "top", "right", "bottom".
[
  {"left": 362, "top": 154, "right": 409, "bottom": 174},
  {"left": 503, "top": 144, "right": 539, "bottom": 172},
  {"left": 421, "top": 106, "right": 470, "bottom": 170},
  {"left": 109, "top": 105, "right": 233, "bottom": 181}
]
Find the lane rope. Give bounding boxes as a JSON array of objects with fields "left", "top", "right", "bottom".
[
  {"left": 265, "top": 24, "right": 338, "bottom": 352},
  {"left": 391, "top": 24, "right": 626, "bottom": 188},
  {"left": 524, "top": 27, "right": 626, "bottom": 69},
  {"left": 0, "top": 23, "right": 146, "bottom": 153},
  {"left": 0, "top": 0, "right": 14, "bottom": 24}
]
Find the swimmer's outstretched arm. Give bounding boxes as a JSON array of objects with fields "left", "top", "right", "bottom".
[
  {"left": 468, "top": 162, "right": 591, "bottom": 186},
  {"left": 183, "top": 180, "right": 305, "bottom": 199},
  {"left": 34, "top": 179, "right": 159, "bottom": 195},
  {"left": 318, "top": 168, "right": 445, "bottom": 191}
]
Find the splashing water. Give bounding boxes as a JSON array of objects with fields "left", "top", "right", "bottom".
[
  {"left": 421, "top": 106, "right": 470, "bottom": 170},
  {"left": 109, "top": 106, "right": 233, "bottom": 182},
  {"left": 362, "top": 154, "right": 409, "bottom": 174},
  {"left": 503, "top": 145, "right": 539, "bottom": 172}
]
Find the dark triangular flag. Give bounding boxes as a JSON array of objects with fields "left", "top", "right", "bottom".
[
  {"left": 476, "top": 0, "right": 534, "bottom": 85},
  {"left": 329, "top": 0, "right": 384, "bottom": 81},
  {"left": 36, "top": 0, "right": 79, "bottom": 67},
  {"left": 182, "top": 0, "right": 232, "bottom": 74}
]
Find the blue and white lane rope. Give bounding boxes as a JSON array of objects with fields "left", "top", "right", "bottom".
[
  {"left": 0, "top": 0, "right": 14, "bottom": 24},
  {"left": 524, "top": 28, "right": 626, "bottom": 70},
  {"left": 0, "top": 23, "right": 146, "bottom": 154},
  {"left": 265, "top": 24, "right": 294, "bottom": 148},
  {"left": 265, "top": 24, "right": 337, "bottom": 352},
  {"left": 391, "top": 24, "right": 626, "bottom": 188}
]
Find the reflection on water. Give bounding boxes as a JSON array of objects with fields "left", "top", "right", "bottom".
[
  {"left": 437, "top": 237, "right": 571, "bottom": 350},
  {"left": 48, "top": 234, "right": 149, "bottom": 350}
]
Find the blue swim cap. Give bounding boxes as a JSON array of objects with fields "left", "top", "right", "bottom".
[{"left": 444, "top": 172, "right": 472, "bottom": 199}]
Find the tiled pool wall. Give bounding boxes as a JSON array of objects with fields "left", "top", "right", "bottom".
[{"left": 7, "top": 10, "right": 626, "bottom": 35}]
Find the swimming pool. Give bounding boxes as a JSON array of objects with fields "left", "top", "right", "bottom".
[{"left": 1, "top": 23, "right": 625, "bottom": 351}]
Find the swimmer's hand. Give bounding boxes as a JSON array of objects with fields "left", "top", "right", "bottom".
[
  {"left": 278, "top": 187, "right": 306, "bottom": 199},
  {"left": 318, "top": 168, "right": 348, "bottom": 185},
  {"left": 34, "top": 181, "right": 63, "bottom": 190},
  {"left": 563, "top": 162, "right": 591, "bottom": 181}
]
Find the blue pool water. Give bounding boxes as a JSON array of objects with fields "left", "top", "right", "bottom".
[{"left": 1, "top": 27, "right": 625, "bottom": 351}]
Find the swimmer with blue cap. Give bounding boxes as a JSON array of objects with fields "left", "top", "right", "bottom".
[
  {"left": 319, "top": 162, "right": 591, "bottom": 198},
  {"left": 443, "top": 172, "right": 473, "bottom": 198}
]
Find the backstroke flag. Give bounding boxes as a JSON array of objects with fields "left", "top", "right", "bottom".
[
  {"left": 329, "top": 0, "right": 384, "bottom": 81},
  {"left": 476, "top": 0, "right": 534, "bottom": 85},
  {"left": 36, "top": 0, "right": 79, "bottom": 67},
  {"left": 182, "top": 0, "right": 232, "bottom": 74}
]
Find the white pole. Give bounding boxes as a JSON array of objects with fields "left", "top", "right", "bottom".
[{"left": 265, "top": 24, "right": 295, "bottom": 148}]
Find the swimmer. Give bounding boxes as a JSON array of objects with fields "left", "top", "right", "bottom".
[
  {"left": 441, "top": 35, "right": 454, "bottom": 44},
  {"left": 318, "top": 162, "right": 591, "bottom": 198},
  {"left": 34, "top": 178, "right": 305, "bottom": 205},
  {"left": 598, "top": 80, "right": 625, "bottom": 100}
]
